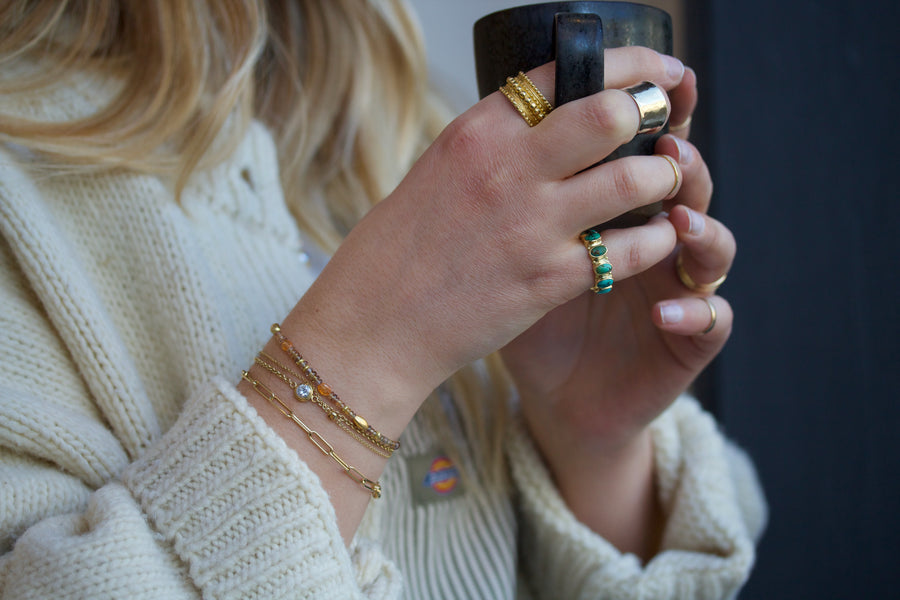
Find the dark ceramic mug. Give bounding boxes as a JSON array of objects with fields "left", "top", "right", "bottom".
[{"left": 474, "top": 1, "right": 673, "bottom": 228}]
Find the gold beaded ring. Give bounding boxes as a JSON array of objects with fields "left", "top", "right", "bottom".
[
  {"left": 509, "top": 72, "right": 552, "bottom": 116},
  {"left": 579, "top": 229, "right": 614, "bottom": 294},
  {"left": 499, "top": 72, "right": 553, "bottom": 127}
]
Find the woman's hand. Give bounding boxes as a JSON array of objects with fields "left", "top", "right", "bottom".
[
  {"left": 262, "top": 47, "right": 696, "bottom": 540},
  {"left": 286, "top": 48, "right": 690, "bottom": 419},
  {"left": 500, "top": 63, "right": 735, "bottom": 558},
  {"left": 503, "top": 65, "right": 728, "bottom": 452}
]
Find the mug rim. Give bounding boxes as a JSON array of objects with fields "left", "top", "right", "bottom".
[{"left": 474, "top": 1, "right": 670, "bottom": 30}]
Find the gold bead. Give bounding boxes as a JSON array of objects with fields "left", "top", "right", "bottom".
[{"left": 353, "top": 415, "right": 368, "bottom": 430}]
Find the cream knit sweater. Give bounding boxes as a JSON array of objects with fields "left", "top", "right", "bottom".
[{"left": 0, "top": 70, "right": 766, "bottom": 599}]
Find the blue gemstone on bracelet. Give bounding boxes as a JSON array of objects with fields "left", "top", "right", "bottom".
[
  {"left": 595, "top": 263, "right": 612, "bottom": 275},
  {"left": 590, "top": 245, "right": 607, "bottom": 258},
  {"left": 583, "top": 229, "right": 601, "bottom": 241},
  {"left": 598, "top": 278, "right": 613, "bottom": 289}
]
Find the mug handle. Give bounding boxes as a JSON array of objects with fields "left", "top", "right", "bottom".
[
  {"left": 554, "top": 13, "right": 661, "bottom": 228},
  {"left": 553, "top": 12, "right": 604, "bottom": 107}
]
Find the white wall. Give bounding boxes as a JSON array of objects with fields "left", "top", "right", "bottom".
[{"left": 408, "top": 0, "right": 525, "bottom": 112}]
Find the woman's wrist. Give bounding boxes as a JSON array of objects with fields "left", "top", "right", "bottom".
[
  {"left": 275, "top": 294, "right": 439, "bottom": 435},
  {"left": 237, "top": 292, "right": 441, "bottom": 542},
  {"left": 523, "top": 407, "right": 664, "bottom": 560}
]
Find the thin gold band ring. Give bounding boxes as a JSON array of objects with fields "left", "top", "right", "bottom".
[
  {"left": 701, "top": 297, "right": 717, "bottom": 335},
  {"left": 656, "top": 153, "right": 681, "bottom": 199}
]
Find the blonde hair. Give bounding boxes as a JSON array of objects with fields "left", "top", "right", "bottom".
[{"left": 0, "top": 0, "right": 510, "bottom": 482}]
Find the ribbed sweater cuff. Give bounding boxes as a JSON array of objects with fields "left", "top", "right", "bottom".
[
  {"left": 507, "top": 396, "right": 758, "bottom": 600},
  {"left": 123, "top": 378, "right": 399, "bottom": 599}
]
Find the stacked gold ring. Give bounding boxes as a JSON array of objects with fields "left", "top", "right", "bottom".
[
  {"left": 500, "top": 72, "right": 553, "bottom": 126},
  {"left": 579, "top": 229, "right": 614, "bottom": 294}
]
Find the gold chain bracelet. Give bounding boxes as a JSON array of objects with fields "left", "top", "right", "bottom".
[
  {"left": 241, "top": 370, "right": 382, "bottom": 498},
  {"left": 270, "top": 324, "right": 401, "bottom": 453},
  {"left": 254, "top": 353, "right": 394, "bottom": 458}
]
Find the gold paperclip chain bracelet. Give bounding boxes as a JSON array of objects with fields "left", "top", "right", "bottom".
[{"left": 241, "top": 370, "right": 382, "bottom": 499}]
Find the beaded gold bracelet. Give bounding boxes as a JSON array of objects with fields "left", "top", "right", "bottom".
[
  {"left": 254, "top": 352, "right": 394, "bottom": 458},
  {"left": 241, "top": 370, "right": 382, "bottom": 498},
  {"left": 270, "top": 324, "right": 401, "bottom": 453}
]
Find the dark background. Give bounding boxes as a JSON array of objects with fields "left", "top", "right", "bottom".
[{"left": 686, "top": 0, "right": 900, "bottom": 597}]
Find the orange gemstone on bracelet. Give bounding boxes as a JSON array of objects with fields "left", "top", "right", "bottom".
[
  {"left": 281, "top": 341, "right": 292, "bottom": 352},
  {"left": 317, "top": 383, "right": 332, "bottom": 396}
]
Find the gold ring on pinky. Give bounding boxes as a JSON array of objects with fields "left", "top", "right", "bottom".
[
  {"left": 623, "top": 81, "right": 669, "bottom": 134},
  {"left": 656, "top": 153, "right": 680, "bottom": 199},
  {"left": 579, "top": 229, "right": 614, "bottom": 294},
  {"left": 676, "top": 250, "right": 728, "bottom": 293},
  {"left": 499, "top": 72, "right": 553, "bottom": 127},
  {"left": 701, "top": 297, "right": 717, "bottom": 335}
]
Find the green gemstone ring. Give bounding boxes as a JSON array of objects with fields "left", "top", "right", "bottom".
[{"left": 579, "top": 229, "right": 614, "bottom": 294}]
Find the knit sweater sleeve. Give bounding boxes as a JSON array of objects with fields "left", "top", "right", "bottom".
[
  {"left": 0, "top": 380, "right": 400, "bottom": 599},
  {"left": 0, "top": 151, "right": 401, "bottom": 598},
  {"left": 507, "top": 396, "right": 767, "bottom": 600},
  {"left": 0, "top": 269, "right": 400, "bottom": 600}
]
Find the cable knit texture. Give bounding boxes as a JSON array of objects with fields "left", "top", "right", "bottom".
[
  {"left": 0, "top": 65, "right": 765, "bottom": 598},
  {"left": 508, "top": 399, "right": 765, "bottom": 600}
]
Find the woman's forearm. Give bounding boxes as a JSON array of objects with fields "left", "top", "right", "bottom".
[{"left": 528, "top": 423, "right": 664, "bottom": 561}]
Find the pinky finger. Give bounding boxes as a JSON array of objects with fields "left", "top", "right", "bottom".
[
  {"left": 653, "top": 295, "right": 733, "bottom": 340},
  {"left": 667, "top": 66, "right": 697, "bottom": 139}
]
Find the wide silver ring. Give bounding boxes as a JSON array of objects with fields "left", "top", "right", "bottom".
[{"left": 623, "top": 81, "right": 669, "bottom": 135}]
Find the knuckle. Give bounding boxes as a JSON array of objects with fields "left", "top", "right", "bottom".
[
  {"left": 650, "top": 48, "right": 671, "bottom": 78},
  {"left": 522, "top": 255, "right": 583, "bottom": 307},
  {"left": 440, "top": 112, "right": 490, "bottom": 159},
  {"left": 631, "top": 46, "right": 667, "bottom": 81},
  {"left": 437, "top": 113, "right": 519, "bottom": 205},
  {"left": 700, "top": 227, "right": 719, "bottom": 257},
  {"left": 627, "top": 241, "right": 644, "bottom": 272},
  {"left": 692, "top": 219, "right": 736, "bottom": 274},
  {"left": 609, "top": 161, "right": 642, "bottom": 201},
  {"left": 582, "top": 93, "right": 635, "bottom": 142},
  {"left": 704, "top": 217, "right": 733, "bottom": 254}
]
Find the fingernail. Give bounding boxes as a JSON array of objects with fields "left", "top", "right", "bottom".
[
  {"left": 659, "top": 303, "right": 684, "bottom": 324},
  {"left": 673, "top": 135, "right": 694, "bottom": 164},
  {"left": 663, "top": 55, "right": 684, "bottom": 80},
  {"left": 686, "top": 207, "right": 705, "bottom": 235}
]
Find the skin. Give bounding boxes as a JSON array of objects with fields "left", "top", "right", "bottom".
[{"left": 239, "top": 48, "right": 735, "bottom": 556}]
